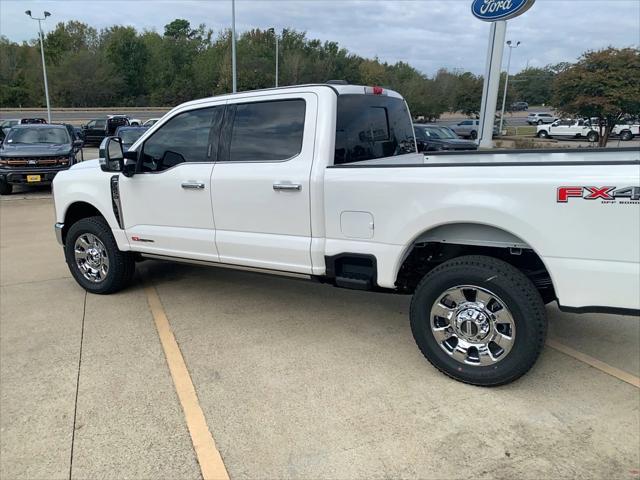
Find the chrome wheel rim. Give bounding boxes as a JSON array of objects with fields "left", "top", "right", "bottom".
[
  {"left": 429, "top": 285, "right": 516, "bottom": 366},
  {"left": 74, "top": 233, "right": 109, "bottom": 283}
]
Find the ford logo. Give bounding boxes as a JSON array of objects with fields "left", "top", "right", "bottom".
[{"left": 471, "top": 0, "right": 536, "bottom": 22}]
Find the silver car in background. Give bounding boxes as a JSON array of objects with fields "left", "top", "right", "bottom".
[{"left": 527, "top": 112, "right": 557, "bottom": 125}]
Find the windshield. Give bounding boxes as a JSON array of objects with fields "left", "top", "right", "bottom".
[
  {"left": 5, "top": 127, "right": 70, "bottom": 145},
  {"left": 432, "top": 126, "right": 457, "bottom": 139},
  {"left": 119, "top": 129, "right": 145, "bottom": 145}
]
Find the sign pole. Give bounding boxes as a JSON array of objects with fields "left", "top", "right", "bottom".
[{"left": 478, "top": 20, "right": 506, "bottom": 149}]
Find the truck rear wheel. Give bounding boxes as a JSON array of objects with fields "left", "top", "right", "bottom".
[
  {"left": 410, "top": 255, "right": 547, "bottom": 386},
  {"left": 64, "top": 216, "right": 135, "bottom": 294},
  {"left": 620, "top": 130, "right": 633, "bottom": 141}
]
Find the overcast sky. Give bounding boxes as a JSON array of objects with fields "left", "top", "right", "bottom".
[{"left": 1, "top": 0, "right": 639, "bottom": 75}]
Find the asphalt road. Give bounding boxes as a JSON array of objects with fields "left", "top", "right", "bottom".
[
  {"left": 1, "top": 192, "right": 639, "bottom": 479},
  {"left": 1, "top": 106, "right": 555, "bottom": 127},
  {"left": 0, "top": 109, "right": 169, "bottom": 125}
]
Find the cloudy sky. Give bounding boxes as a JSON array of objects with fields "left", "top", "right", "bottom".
[{"left": 1, "top": 0, "right": 638, "bottom": 75}]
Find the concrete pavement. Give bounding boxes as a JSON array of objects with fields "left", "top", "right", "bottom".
[{"left": 1, "top": 194, "right": 639, "bottom": 479}]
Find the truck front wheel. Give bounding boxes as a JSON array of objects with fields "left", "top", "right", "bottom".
[
  {"left": 410, "top": 255, "right": 547, "bottom": 386},
  {"left": 64, "top": 216, "right": 135, "bottom": 294}
]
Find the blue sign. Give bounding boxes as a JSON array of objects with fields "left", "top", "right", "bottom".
[{"left": 472, "top": 0, "right": 536, "bottom": 22}]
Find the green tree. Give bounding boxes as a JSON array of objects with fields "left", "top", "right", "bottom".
[
  {"left": 102, "top": 26, "right": 149, "bottom": 102},
  {"left": 453, "top": 72, "right": 484, "bottom": 117},
  {"left": 510, "top": 67, "right": 554, "bottom": 106},
  {"left": 553, "top": 47, "right": 640, "bottom": 146}
]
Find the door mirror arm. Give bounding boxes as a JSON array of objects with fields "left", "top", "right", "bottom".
[{"left": 122, "top": 150, "right": 139, "bottom": 178}]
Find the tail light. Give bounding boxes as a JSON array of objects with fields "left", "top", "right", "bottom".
[{"left": 365, "top": 86, "right": 385, "bottom": 95}]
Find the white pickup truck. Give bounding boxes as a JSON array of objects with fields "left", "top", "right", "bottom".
[
  {"left": 52, "top": 84, "right": 640, "bottom": 386},
  {"left": 538, "top": 118, "right": 639, "bottom": 142},
  {"left": 537, "top": 119, "right": 599, "bottom": 141}
]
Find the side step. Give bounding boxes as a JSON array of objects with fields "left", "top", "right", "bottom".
[
  {"left": 326, "top": 254, "right": 377, "bottom": 291},
  {"left": 335, "top": 273, "right": 372, "bottom": 290}
]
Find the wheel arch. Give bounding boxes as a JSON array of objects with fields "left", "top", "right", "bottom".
[
  {"left": 394, "top": 222, "right": 557, "bottom": 302},
  {"left": 61, "top": 201, "right": 108, "bottom": 244}
]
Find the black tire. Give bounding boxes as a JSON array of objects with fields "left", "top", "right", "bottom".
[
  {"left": 620, "top": 130, "right": 633, "bottom": 141},
  {"left": 587, "top": 131, "right": 599, "bottom": 143},
  {"left": 0, "top": 180, "right": 13, "bottom": 195},
  {"left": 537, "top": 120, "right": 543, "bottom": 125},
  {"left": 64, "top": 216, "right": 135, "bottom": 294},
  {"left": 537, "top": 130, "right": 549, "bottom": 138},
  {"left": 470, "top": 130, "right": 478, "bottom": 140},
  {"left": 410, "top": 255, "right": 547, "bottom": 386}
]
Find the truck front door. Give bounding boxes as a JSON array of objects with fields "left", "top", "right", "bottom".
[
  {"left": 211, "top": 93, "right": 317, "bottom": 274},
  {"left": 118, "top": 104, "right": 225, "bottom": 262}
]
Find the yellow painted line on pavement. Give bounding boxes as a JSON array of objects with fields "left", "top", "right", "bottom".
[
  {"left": 547, "top": 338, "right": 640, "bottom": 389},
  {"left": 145, "top": 285, "right": 230, "bottom": 480}
]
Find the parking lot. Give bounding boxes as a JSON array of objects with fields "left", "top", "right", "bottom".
[{"left": 1, "top": 176, "right": 639, "bottom": 479}]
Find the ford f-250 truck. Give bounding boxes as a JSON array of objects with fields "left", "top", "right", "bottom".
[{"left": 52, "top": 84, "right": 640, "bottom": 386}]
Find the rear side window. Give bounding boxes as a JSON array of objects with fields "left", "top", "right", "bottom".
[
  {"left": 227, "top": 99, "right": 306, "bottom": 162},
  {"left": 334, "top": 94, "right": 416, "bottom": 165}
]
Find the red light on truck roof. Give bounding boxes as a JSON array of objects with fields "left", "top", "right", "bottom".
[{"left": 365, "top": 86, "right": 385, "bottom": 95}]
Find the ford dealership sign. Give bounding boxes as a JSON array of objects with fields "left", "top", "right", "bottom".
[{"left": 472, "top": 0, "right": 536, "bottom": 21}]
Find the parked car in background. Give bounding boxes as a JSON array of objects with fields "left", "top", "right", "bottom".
[
  {"left": 451, "top": 120, "right": 500, "bottom": 139},
  {"left": 20, "top": 118, "right": 47, "bottom": 124},
  {"left": 1, "top": 118, "right": 47, "bottom": 135},
  {"left": 0, "top": 119, "right": 20, "bottom": 135},
  {"left": 143, "top": 118, "right": 160, "bottom": 127},
  {"left": 0, "top": 124, "right": 82, "bottom": 195},
  {"left": 611, "top": 121, "right": 640, "bottom": 141},
  {"left": 527, "top": 112, "right": 556, "bottom": 125},
  {"left": 115, "top": 126, "right": 149, "bottom": 150},
  {"left": 511, "top": 101, "right": 529, "bottom": 111},
  {"left": 82, "top": 116, "right": 131, "bottom": 145},
  {"left": 537, "top": 119, "right": 599, "bottom": 142},
  {"left": 82, "top": 118, "right": 108, "bottom": 145},
  {"left": 414, "top": 124, "right": 478, "bottom": 152}
]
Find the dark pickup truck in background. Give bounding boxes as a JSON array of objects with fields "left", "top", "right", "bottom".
[
  {"left": 0, "top": 124, "right": 83, "bottom": 195},
  {"left": 82, "top": 116, "right": 130, "bottom": 145}
]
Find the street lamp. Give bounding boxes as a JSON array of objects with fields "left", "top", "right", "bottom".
[
  {"left": 498, "top": 40, "right": 520, "bottom": 134},
  {"left": 231, "top": 0, "right": 237, "bottom": 93},
  {"left": 25, "top": 10, "right": 52, "bottom": 123},
  {"left": 268, "top": 28, "right": 279, "bottom": 87}
]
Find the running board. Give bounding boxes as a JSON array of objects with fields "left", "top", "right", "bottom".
[{"left": 140, "top": 253, "right": 313, "bottom": 280}]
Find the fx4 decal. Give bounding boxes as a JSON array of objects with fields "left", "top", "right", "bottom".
[{"left": 557, "top": 186, "right": 640, "bottom": 203}]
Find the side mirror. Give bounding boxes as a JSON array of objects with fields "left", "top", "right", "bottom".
[
  {"left": 73, "top": 139, "right": 83, "bottom": 149},
  {"left": 100, "top": 137, "right": 125, "bottom": 173}
]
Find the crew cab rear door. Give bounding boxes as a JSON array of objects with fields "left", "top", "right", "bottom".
[
  {"left": 118, "top": 103, "right": 225, "bottom": 261},
  {"left": 211, "top": 93, "right": 317, "bottom": 274}
]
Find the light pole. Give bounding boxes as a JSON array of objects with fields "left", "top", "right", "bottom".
[
  {"left": 231, "top": 0, "right": 237, "bottom": 93},
  {"left": 25, "top": 10, "right": 52, "bottom": 123},
  {"left": 268, "top": 28, "right": 279, "bottom": 87},
  {"left": 499, "top": 40, "right": 520, "bottom": 134}
]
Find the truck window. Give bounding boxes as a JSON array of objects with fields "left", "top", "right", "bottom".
[
  {"left": 94, "top": 120, "right": 106, "bottom": 129},
  {"left": 334, "top": 94, "right": 416, "bottom": 164},
  {"left": 140, "top": 106, "right": 222, "bottom": 172},
  {"left": 227, "top": 99, "right": 306, "bottom": 162}
]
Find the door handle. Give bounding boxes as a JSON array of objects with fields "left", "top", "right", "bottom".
[
  {"left": 181, "top": 181, "right": 205, "bottom": 190},
  {"left": 273, "top": 183, "right": 302, "bottom": 192}
]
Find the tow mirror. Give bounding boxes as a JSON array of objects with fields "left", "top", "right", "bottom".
[
  {"left": 100, "top": 137, "right": 125, "bottom": 173},
  {"left": 72, "top": 139, "right": 83, "bottom": 149}
]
